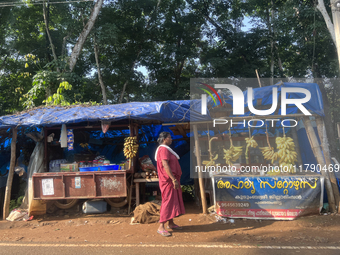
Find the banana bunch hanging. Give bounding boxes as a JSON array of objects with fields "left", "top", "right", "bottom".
[
  {"left": 123, "top": 136, "right": 139, "bottom": 159},
  {"left": 259, "top": 147, "right": 278, "bottom": 163},
  {"left": 245, "top": 136, "right": 258, "bottom": 164},
  {"left": 223, "top": 146, "right": 243, "bottom": 165},
  {"left": 223, "top": 131, "right": 243, "bottom": 166},
  {"left": 202, "top": 154, "right": 219, "bottom": 166},
  {"left": 259, "top": 131, "right": 277, "bottom": 164},
  {"left": 276, "top": 136, "right": 297, "bottom": 173},
  {"left": 202, "top": 137, "right": 220, "bottom": 167},
  {"left": 245, "top": 136, "right": 258, "bottom": 148},
  {"left": 80, "top": 143, "right": 89, "bottom": 148}
]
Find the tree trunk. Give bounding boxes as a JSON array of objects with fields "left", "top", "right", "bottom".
[
  {"left": 317, "top": 81, "right": 338, "bottom": 156},
  {"left": 3, "top": 128, "right": 17, "bottom": 219},
  {"left": 68, "top": 0, "right": 104, "bottom": 72},
  {"left": 61, "top": 34, "right": 70, "bottom": 57},
  {"left": 271, "top": 4, "right": 274, "bottom": 84},
  {"left": 43, "top": 0, "right": 59, "bottom": 72},
  {"left": 317, "top": 0, "right": 336, "bottom": 45},
  {"left": 94, "top": 37, "right": 107, "bottom": 105},
  {"left": 267, "top": 8, "right": 274, "bottom": 85},
  {"left": 119, "top": 80, "right": 129, "bottom": 104},
  {"left": 317, "top": 0, "right": 340, "bottom": 74},
  {"left": 330, "top": 0, "right": 340, "bottom": 74},
  {"left": 118, "top": 45, "right": 142, "bottom": 104}
]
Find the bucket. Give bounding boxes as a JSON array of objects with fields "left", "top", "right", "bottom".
[{"left": 82, "top": 200, "right": 107, "bottom": 214}]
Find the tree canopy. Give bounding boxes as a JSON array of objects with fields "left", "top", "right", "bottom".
[{"left": 0, "top": 0, "right": 338, "bottom": 115}]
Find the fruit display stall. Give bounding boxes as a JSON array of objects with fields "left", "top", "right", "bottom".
[
  {"left": 0, "top": 101, "right": 205, "bottom": 219},
  {"left": 32, "top": 123, "right": 140, "bottom": 214},
  {"left": 189, "top": 82, "right": 340, "bottom": 218}
]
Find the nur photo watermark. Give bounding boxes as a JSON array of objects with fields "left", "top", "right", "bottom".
[{"left": 189, "top": 78, "right": 329, "bottom": 179}]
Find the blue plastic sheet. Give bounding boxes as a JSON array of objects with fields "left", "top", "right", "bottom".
[{"left": 0, "top": 100, "right": 210, "bottom": 128}]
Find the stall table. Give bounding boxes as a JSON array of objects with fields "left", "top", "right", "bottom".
[{"left": 134, "top": 178, "right": 159, "bottom": 206}]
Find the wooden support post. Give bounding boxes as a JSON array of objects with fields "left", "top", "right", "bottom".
[
  {"left": 316, "top": 117, "right": 340, "bottom": 212},
  {"left": 128, "top": 176, "right": 134, "bottom": 215},
  {"left": 255, "top": 69, "right": 262, "bottom": 87},
  {"left": 134, "top": 125, "right": 139, "bottom": 173},
  {"left": 128, "top": 125, "right": 133, "bottom": 171},
  {"left": 44, "top": 127, "right": 48, "bottom": 171},
  {"left": 3, "top": 127, "right": 17, "bottom": 220},
  {"left": 193, "top": 124, "right": 208, "bottom": 214},
  {"left": 291, "top": 126, "right": 303, "bottom": 167},
  {"left": 303, "top": 117, "right": 336, "bottom": 212}
]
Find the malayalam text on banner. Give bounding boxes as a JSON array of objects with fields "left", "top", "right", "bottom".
[{"left": 214, "top": 175, "right": 324, "bottom": 220}]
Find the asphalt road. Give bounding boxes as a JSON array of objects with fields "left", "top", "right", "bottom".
[{"left": 0, "top": 243, "right": 339, "bottom": 255}]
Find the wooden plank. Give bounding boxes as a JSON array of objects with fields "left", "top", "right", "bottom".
[
  {"left": 44, "top": 127, "right": 48, "bottom": 171},
  {"left": 316, "top": 117, "right": 340, "bottom": 212},
  {"left": 3, "top": 127, "right": 17, "bottom": 219},
  {"left": 127, "top": 175, "right": 133, "bottom": 214},
  {"left": 303, "top": 117, "right": 336, "bottom": 212},
  {"left": 134, "top": 178, "right": 159, "bottom": 183},
  {"left": 177, "top": 125, "right": 188, "bottom": 138},
  {"left": 135, "top": 182, "right": 140, "bottom": 206},
  {"left": 193, "top": 124, "right": 208, "bottom": 214}
]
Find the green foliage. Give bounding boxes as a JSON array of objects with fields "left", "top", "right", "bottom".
[
  {"left": 0, "top": 0, "right": 339, "bottom": 114},
  {"left": 181, "top": 185, "right": 194, "bottom": 198},
  {"left": 9, "top": 196, "right": 24, "bottom": 211},
  {"left": 44, "top": 81, "right": 72, "bottom": 106}
]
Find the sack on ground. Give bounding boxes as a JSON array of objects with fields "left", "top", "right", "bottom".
[{"left": 132, "top": 202, "right": 161, "bottom": 224}]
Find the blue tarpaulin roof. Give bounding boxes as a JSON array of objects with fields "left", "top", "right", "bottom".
[
  {"left": 0, "top": 100, "right": 210, "bottom": 128},
  {"left": 0, "top": 83, "right": 323, "bottom": 129}
]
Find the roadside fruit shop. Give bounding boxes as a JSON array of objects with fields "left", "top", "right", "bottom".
[{"left": 0, "top": 100, "right": 208, "bottom": 218}]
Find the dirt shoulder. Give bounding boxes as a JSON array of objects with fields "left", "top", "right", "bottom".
[{"left": 0, "top": 203, "right": 339, "bottom": 246}]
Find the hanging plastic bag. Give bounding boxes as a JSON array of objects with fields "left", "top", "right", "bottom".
[
  {"left": 67, "top": 129, "right": 74, "bottom": 151},
  {"left": 60, "top": 124, "right": 67, "bottom": 148},
  {"left": 101, "top": 120, "right": 111, "bottom": 134}
]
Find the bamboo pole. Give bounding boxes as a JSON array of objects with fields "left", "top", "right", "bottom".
[
  {"left": 316, "top": 117, "right": 340, "bottom": 212},
  {"left": 255, "top": 69, "right": 262, "bottom": 87},
  {"left": 128, "top": 125, "right": 133, "bottom": 170},
  {"left": 291, "top": 126, "right": 303, "bottom": 167},
  {"left": 128, "top": 125, "right": 138, "bottom": 214},
  {"left": 303, "top": 117, "right": 336, "bottom": 212},
  {"left": 193, "top": 124, "right": 208, "bottom": 214},
  {"left": 3, "top": 127, "right": 17, "bottom": 219}
]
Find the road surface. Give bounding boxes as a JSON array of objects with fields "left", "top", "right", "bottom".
[{"left": 0, "top": 242, "right": 340, "bottom": 255}]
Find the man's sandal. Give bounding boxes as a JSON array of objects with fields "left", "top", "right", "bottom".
[{"left": 157, "top": 230, "right": 172, "bottom": 237}]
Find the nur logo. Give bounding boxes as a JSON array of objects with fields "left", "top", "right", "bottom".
[
  {"left": 200, "top": 84, "right": 312, "bottom": 116},
  {"left": 198, "top": 83, "right": 223, "bottom": 115}
]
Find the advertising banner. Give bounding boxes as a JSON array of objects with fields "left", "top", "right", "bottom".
[{"left": 214, "top": 175, "right": 324, "bottom": 220}]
